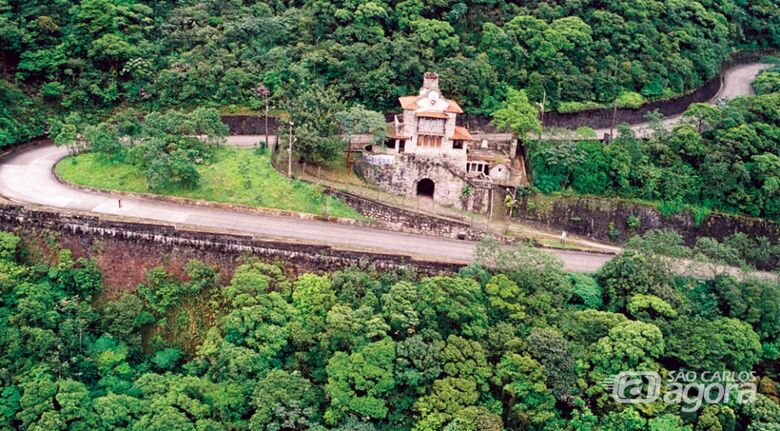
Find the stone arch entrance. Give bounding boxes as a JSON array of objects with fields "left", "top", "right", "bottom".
[{"left": 416, "top": 178, "right": 435, "bottom": 198}]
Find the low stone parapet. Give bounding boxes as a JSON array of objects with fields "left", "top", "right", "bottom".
[{"left": 0, "top": 203, "right": 462, "bottom": 290}]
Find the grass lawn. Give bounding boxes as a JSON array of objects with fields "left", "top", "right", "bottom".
[{"left": 56, "top": 146, "right": 365, "bottom": 219}]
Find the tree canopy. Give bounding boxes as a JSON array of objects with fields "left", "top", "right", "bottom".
[
  {"left": 1, "top": 0, "right": 778, "bottom": 147},
  {"left": 1, "top": 233, "right": 779, "bottom": 430}
]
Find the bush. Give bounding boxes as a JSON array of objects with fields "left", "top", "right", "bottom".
[
  {"left": 753, "top": 71, "right": 780, "bottom": 95},
  {"left": 145, "top": 151, "right": 200, "bottom": 191},
  {"left": 138, "top": 267, "right": 186, "bottom": 314},
  {"left": 624, "top": 229, "right": 691, "bottom": 258},
  {"left": 557, "top": 101, "right": 606, "bottom": 113},
  {"left": 615, "top": 92, "right": 645, "bottom": 109},
  {"left": 607, "top": 222, "right": 620, "bottom": 240},
  {"left": 40, "top": 82, "right": 65, "bottom": 100},
  {"left": 694, "top": 237, "right": 746, "bottom": 267},
  {"left": 569, "top": 273, "right": 603, "bottom": 309},
  {"left": 625, "top": 215, "right": 640, "bottom": 231},
  {"left": 0, "top": 232, "right": 20, "bottom": 261},
  {"left": 689, "top": 205, "right": 711, "bottom": 226},
  {"left": 658, "top": 199, "right": 686, "bottom": 217}
]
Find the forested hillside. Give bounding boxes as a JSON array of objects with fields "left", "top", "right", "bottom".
[
  {"left": 2, "top": 0, "right": 779, "bottom": 146},
  {"left": 2, "top": 233, "right": 780, "bottom": 430}
]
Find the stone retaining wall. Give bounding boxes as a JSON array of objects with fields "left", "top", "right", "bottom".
[
  {"left": 516, "top": 194, "right": 780, "bottom": 267},
  {"left": 457, "top": 51, "right": 774, "bottom": 133},
  {"left": 326, "top": 189, "right": 483, "bottom": 240},
  {"left": 0, "top": 203, "right": 461, "bottom": 292},
  {"left": 460, "top": 74, "right": 722, "bottom": 131},
  {"left": 220, "top": 115, "right": 278, "bottom": 136},
  {"left": 353, "top": 154, "right": 490, "bottom": 213}
]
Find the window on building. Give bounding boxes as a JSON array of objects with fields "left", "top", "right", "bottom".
[
  {"left": 417, "top": 118, "right": 445, "bottom": 135},
  {"left": 453, "top": 140, "right": 463, "bottom": 149},
  {"left": 418, "top": 135, "right": 442, "bottom": 148},
  {"left": 467, "top": 162, "right": 488, "bottom": 174},
  {"left": 386, "top": 139, "right": 396, "bottom": 149}
]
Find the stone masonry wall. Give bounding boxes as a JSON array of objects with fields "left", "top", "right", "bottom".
[
  {"left": 220, "top": 115, "right": 278, "bottom": 136},
  {"left": 516, "top": 194, "right": 780, "bottom": 267},
  {"left": 54, "top": 152, "right": 486, "bottom": 242},
  {"left": 326, "top": 189, "right": 483, "bottom": 240},
  {"left": 457, "top": 51, "right": 774, "bottom": 133},
  {"left": 0, "top": 204, "right": 461, "bottom": 294},
  {"left": 354, "top": 154, "right": 490, "bottom": 213}
]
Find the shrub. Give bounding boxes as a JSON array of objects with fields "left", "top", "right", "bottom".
[
  {"left": 625, "top": 215, "right": 640, "bottom": 231},
  {"left": 557, "top": 101, "right": 605, "bottom": 113},
  {"left": 40, "top": 82, "right": 65, "bottom": 100},
  {"left": 607, "top": 222, "right": 620, "bottom": 241},
  {"left": 624, "top": 229, "right": 691, "bottom": 258},
  {"left": 688, "top": 205, "right": 711, "bottom": 226},
  {"left": 138, "top": 267, "right": 186, "bottom": 314},
  {"left": 615, "top": 92, "right": 645, "bottom": 109},
  {"left": 0, "top": 232, "right": 20, "bottom": 261},
  {"left": 753, "top": 71, "right": 780, "bottom": 95},
  {"left": 569, "top": 273, "right": 603, "bottom": 309},
  {"left": 145, "top": 151, "right": 200, "bottom": 191},
  {"left": 658, "top": 199, "right": 686, "bottom": 217}
]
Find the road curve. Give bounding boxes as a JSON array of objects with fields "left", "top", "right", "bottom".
[
  {"left": 0, "top": 143, "right": 612, "bottom": 272},
  {"left": 1, "top": 62, "right": 771, "bottom": 273},
  {"left": 586, "top": 62, "right": 773, "bottom": 139}
]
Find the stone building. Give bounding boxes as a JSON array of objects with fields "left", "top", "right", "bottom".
[{"left": 356, "top": 72, "right": 525, "bottom": 214}]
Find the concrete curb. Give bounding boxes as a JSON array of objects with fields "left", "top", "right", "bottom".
[{"left": 51, "top": 152, "right": 493, "bottom": 242}]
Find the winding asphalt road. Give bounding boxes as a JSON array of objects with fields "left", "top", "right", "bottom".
[
  {"left": 592, "top": 62, "right": 773, "bottom": 139},
  {"left": 0, "top": 143, "right": 616, "bottom": 271},
  {"left": 0, "top": 144, "right": 612, "bottom": 271},
  {"left": 0, "top": 62, "right": 771, "bottom": 272}
]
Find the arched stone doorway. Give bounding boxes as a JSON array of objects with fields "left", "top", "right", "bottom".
[{"left": 416, "top": 178, "right": 435, "bottom": 198}]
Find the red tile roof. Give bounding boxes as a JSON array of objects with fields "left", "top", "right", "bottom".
[
  {"left": 386, "top": 123, "right": 409, "bottom": 140},
  {"left": 398, "top": 95, "right": 464, "bottom": 113},
  {"left": 399, "top": 96, "right": 418, "bottom": 110},
  {"left": 452, "top": 126, "right": 474, "bottom": 141},
  {"left": 446, "top": 100, "right": 464, "bottom": 114}
]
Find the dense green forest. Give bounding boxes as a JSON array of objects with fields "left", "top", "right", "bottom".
[
  {"left": 2, "top": 232, "right": 780, "bottom": 430},
  {"left": 4, "top": 3, "right": 780, "bottom": 430},
  {"left": 530, "top": 64, "right": 780, "bottom": 222},
  {"left": 2, "top": 0, "right": 780, "bottom": 146}
]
